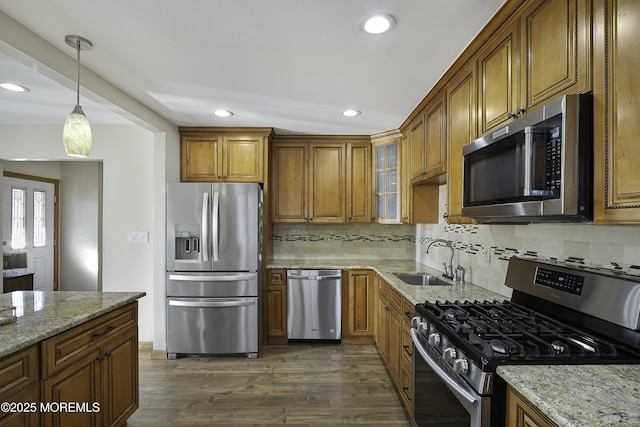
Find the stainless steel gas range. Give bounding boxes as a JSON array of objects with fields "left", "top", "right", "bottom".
[{"left": 411, "top": 256, "right": 640, "bottom": 427}]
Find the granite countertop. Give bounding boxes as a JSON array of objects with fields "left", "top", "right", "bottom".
[
  {"left": 267, "top": 258, "right": 506, "bottom": 305},
  {"left": 498, "top": 364, "right": 640, "bottom": 427},
  {"left": 0, "top": 291, "right": 146, "bottom": 359}
]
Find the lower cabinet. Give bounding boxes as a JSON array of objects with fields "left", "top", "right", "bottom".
[
  {"left": 265, "top": 269, "right": 288, "bottom": 344},
  {"left": 506, "top": 385, "right": 558, "bottom": 427},
  {"left": 0, "top": 345, "right": 40, "bottom": 427},
  {"left": 376, "top": 276, "right": 414, "bottom": 416},
  {"left": 342, "top": 270, "right": 376, "bottom": 344},
  {"left": 41, "top": 303, "right": 139, "bottom": 427}
]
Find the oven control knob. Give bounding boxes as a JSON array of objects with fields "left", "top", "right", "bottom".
[
  {"left": 411, "top": 316, "right": 421, "bottom": 329},
  {"left": 453, "top": 358, "right": 469, "bottom": 375},
  {"left": 427, "top": 333, "right": 441, "bottom": 347},
  {"left": 444, "top": 347, "right": 457, "bottom": 363}
]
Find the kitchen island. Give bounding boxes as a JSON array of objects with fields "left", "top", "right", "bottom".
[{"left": 0, "top": 291, "right": 145, "bottom": 427}]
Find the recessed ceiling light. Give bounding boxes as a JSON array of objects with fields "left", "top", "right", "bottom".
[
  {"left": 1, "top": 82, "right": 30, "bottom": 92},
  {"left": 361, "top": 15, "right": 396, "bottom": 35},
  {"left": 342, "top": 109, "right": 361, "bottom": 117},
  {"left": 213, "top": 109, "right": 233, "bottom": 118}
]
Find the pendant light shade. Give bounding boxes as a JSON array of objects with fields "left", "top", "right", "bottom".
[{"left": 63, "top": 35, "right": 92, "bottom": 158}]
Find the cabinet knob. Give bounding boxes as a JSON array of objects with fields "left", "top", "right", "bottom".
[
  {"left": 517, "top": 107, "right": 526, "bottom": 115},
  {"left": 508, "top": 112, "right": 517, "bottom": 119}
]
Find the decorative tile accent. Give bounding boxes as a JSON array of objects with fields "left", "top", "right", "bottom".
[{"left": 273, "top": 233, "right": 414, "bottom": 243}]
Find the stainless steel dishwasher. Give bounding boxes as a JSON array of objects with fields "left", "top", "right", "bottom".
[{"left": 287, "top": 269, "right": 342, "bottom": 341}]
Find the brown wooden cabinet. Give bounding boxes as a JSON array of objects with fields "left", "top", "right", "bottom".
[
  {"left": 41, "top": 303, "right": 139, "bottom": 427},
  {"left": 271, "top": 136, "right": 370, "bottom": 223},
  {"left": 342, "top": 270, "right": 375, "bottom": 344},
  {"left": 372, "top": 132, "right": 401, "bottom": 224},
  {"left": 407, "top": 95, "right": 447, "bottom": 185},
  {"left": 478, "top": 0, "right": 591, "bottom": 136},
  {"left": 3, "top": 273, "right": 34, "bottom": 293},
  {"left": 265, "top": 269, "right": 288, "bottom": 344},
  {"left": 0, "top": 345, "right": 39, "bottom": 427},
  {"left": 593, "top": 0, "right": 640, "bottom": 224},
  {"left": 179, "top": 127, "right": 272, "bottom": 183},
  {"left": 446, "top": 62, "right": 477, "bottom": 224},
  {"left": 346, "top": 143, "right": 372, "bottom": 223},
  {"left": 506, "top": 385, "right": 558, "bottom": 427}
]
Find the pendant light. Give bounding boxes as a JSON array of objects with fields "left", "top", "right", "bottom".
[{"left": 63, "top": 35, "right": 93, "bottom": 158}]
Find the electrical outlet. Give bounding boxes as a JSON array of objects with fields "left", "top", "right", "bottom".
[
  {"left": 127, "top": 231, "right": 149, "bottom": 243},
  {"left": 481, "top": 246, "right": 491, "bottom": 263}
]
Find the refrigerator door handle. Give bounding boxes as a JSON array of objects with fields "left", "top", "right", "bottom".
[
  {"left": 168, "top": 299, "right": 256, "bottom": 308},
  {"left": 201, "top": 192, "right": 210, "bottom": 261},
  {"left": 212, "top": 191, "right": 220, "bottom": 261},
  {"left": 168, "top": 273, "right": 256, "bottom": 282}
]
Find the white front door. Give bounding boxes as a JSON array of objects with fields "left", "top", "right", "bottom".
[{"left": 3, "top": 176, "right": 56, "bottom": 291}]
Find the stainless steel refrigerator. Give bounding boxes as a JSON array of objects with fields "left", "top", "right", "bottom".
[{"left": 166, "top": 182, "right": 262, "bottom": 358}]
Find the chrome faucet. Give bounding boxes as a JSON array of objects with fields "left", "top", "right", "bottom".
[{"left": 426, "top": 239, "right": 455, "bottom": 279}]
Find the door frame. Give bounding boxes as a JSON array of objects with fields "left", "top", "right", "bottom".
[{"left": 3, "top": 171, "right": 60, "bottom": 291}]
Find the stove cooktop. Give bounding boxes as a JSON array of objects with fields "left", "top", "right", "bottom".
[{"left": 416, "top": 299, "right": 640, "bottom": 370}]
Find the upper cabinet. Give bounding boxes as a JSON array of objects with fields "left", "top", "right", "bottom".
[
  {"left": 271, "top": 136, "right": 371, "bottom": 224},
  {"left": 478, "top": 0, "right": 591, "bottom": 136},
  {"left": 593, "top": 0, "right": 640, "bottom": 224},
  {"left": 179, "top": 127, "right": 272, "bottom": 183},
  {"left": 446, "top": 62, "right": 477, "bottom": 224},
  {"left": 406, "top": 95, "right": 447, "bottom": 185},
  {"left": 372, "top": 132, "right": 401, "bottom": 224}
]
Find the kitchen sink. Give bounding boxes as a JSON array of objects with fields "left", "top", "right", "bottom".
[{"left": 392, "top": 273, "right": 451, "bottom": 286}]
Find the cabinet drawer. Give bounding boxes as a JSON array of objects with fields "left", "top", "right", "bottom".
[
  {"left": 41, "top": 303, "right": 137, "bottom": 377},
  {"left": 389, "top": 287, "right": 402, "bottom": 313},
  {"left": 0, "top": 344, "right": 39, "bottom": 404},
  {"left": 400, "top": 364, "right": 413, "bottom": 412},
  {"left": 402, "top": 326, "right": 413, "bottom": 367},
  {"left": 402, "top": 298, "right": 416, "bottom": 325}
]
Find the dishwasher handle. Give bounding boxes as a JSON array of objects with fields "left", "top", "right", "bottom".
[{"left": 287, "top": 274, "right": 341, "bottom": 280}]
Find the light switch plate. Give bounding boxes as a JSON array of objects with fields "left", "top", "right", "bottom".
[{"left": 127, "top": 231, "right": 149, "bottom": 243}]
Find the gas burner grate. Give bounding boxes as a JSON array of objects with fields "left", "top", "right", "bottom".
[{"left": 423, "top": 300, "right": 621, "bottom": 361}]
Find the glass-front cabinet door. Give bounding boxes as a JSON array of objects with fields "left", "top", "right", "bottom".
[{"left": 373, "top": 135, "right": 401, "bottom": 223}]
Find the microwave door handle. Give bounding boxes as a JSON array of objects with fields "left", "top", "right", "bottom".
[
  {"left": 411, "top": 329, "right": 480, "bottom": 408},
  {"left": 201, "top": 192, "right": 209, "bottom": 261},
  {"left": 523, "top": 127, "right": 533, "bottom": 197},
  {"left": 212, "top": 192, "right": 220, "bottom": 262}
]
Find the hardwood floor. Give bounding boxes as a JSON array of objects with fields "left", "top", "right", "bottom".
[{"left": 127, "top": 343, "right": 410, "bottom": 426}]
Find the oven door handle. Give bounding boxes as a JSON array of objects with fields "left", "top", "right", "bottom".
[{"left": 411, "top": 329, "right": 480, "bottom": 408}]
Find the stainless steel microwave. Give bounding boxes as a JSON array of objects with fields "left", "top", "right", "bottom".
[{"left": 462, "top": 94, "right": 593, "bottom": 222}]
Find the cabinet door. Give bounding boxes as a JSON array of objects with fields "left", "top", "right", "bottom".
[
  {"left": 42, "top": 349, "right": 102, "bottom": 427},
  {"left": 408, "top": 116, "right": 426, "bottom": 183},
  {"left": 180, "top": 136, "right": 222, "bottom": 182},
  {"left": 478, "top": 20, "right": 520, "bottom": 135},
  {"left": 376, "top": 281, "right": 389, "bottom": 361},
  {"left": 373, "top": 138, "right": 400, "bottom": 224},
  {"left": 271, "top": 144, "right": 308, "bottom": 222},
  {"left": 424, "top": 96, "right": 446, "bottom": 179},
  {"left": 520, "top": 0, "right": 590, "bottom": 110},
  {"left": 346, "top": 143, "right": 372, "bottom": 223},
  {"left": 103, "top": 328, "right": 138, "bottom": 427},
  {"left": 506, "top": 385, "right": 558, "bottom": 427},
  {"left": 0, "top": 383, "right": 39, "bottom": 427},
  {"left": 400, "top": 134, "right": 412, "bottom": 224},
  {"left": 222, "top": 136, "right": 264, "bottom": 182},
  {"left": 308, "top": 144, "right": 346, "bottom": 222},
  {"left": 446, "top": 63, "right": 477, "bottom": 223},
  {"left": 342, "top": 270, "right": 375, "bottom": 343},
  {"left": 594, "top": 0, "right": 640, "bottom": 224},
  {"left": 387, "top": 305, "right": 402, "bottom": 386}
]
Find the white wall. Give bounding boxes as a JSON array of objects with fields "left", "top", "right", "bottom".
[{"left": 0, "top": 124, "right": 165, "bottom": 345}]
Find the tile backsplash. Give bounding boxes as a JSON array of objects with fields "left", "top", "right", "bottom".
[
  {"left": 273, "top": 223, "right": 415, "bottom": 260},
  {"left": 416, "top": 185, "right": 640, "bottom": 297}
]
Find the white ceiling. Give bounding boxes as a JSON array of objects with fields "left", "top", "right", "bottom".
[{"left": 0, "top": 0, "right": 506, "bottom": 135}]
